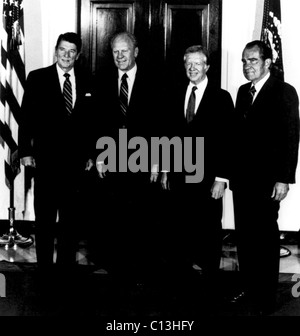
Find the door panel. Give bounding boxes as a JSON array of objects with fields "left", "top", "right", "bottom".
[
  {"left": 79, "top": 0, "right": 221, "bottom": 84},
  {"left": 164, "top": 2, "right": 209, "bottom": 81},
  {"left": 91, "top": 3, "right": 134, "bottom": 72}
]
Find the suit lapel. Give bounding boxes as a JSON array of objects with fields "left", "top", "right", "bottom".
[
  {"left": 191, "top": 82, "right": 211, "bottom": 123},
  {"left": 49, "top": 64, "right": 66, "bottom": 109},
  {"left": 252, "top": 76, "right": 274, "bottom": 107}
]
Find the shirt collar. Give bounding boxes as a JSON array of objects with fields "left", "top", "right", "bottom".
[
  {"left": 118, "top": 64, "right": 137, "bottom": 82},
  {"left": 56, "top": 63, "right": 75, "bottom": 78},
  {"left": 252, "top": 72, "right": 270, "bottom": 92},
  {"left": 188, "top": 76, "right": 208, "bottom": 91}
]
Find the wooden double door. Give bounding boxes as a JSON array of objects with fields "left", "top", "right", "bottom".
[{"left": 79, "top": 0, "right": 221, "bottom": 84}]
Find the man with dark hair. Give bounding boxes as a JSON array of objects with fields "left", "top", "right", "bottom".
[
  {"left": 230, "top": 40, "right": 299, "bottom": 315},
  {"left": 19, "top": 32, "right": 93, "bottom": 272},
  {"left": 55, "top": 32, "right": 82, "bottom": 52}
]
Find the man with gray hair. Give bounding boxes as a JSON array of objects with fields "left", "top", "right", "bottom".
[
  {"left": 160, "top": 45, "right": 234, "bottom": 305},
  {"left": 92, "top": 31, "right": 164, "bottom": 288}
]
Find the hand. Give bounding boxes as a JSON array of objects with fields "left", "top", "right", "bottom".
[
  {"left": 150, "top": 172, "right": 159, "bottom": 183},
  {"left": 96, "top": 161, "right": 107, "bottom": 178},
  {"left": 150, "top": 164, "right": 159, "bottom": 183},
  {"left": 161, "top": 172, "right": 169, "bottom": 190},
  {"left": 272, "top": 182, "right": 289, "bottom": 201},
  {"left": 20, "top": 156, "right": 36, "bottom": 168},
  {"left": 211, "top": 181, "right": 226, "bottom": 199},
  {"left": 85, "top": 159, "right": 94, "bottom": 171}
]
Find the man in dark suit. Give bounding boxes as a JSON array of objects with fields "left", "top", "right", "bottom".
[
  {"left": 18, "top": 32, "right": 93, "bottom": 271},
  {"left": 230, "top": 40, "right": 299, "bottom": 314},
  {"left": 161, "top": 45, "right": 234, "bottom": 297},
  {"left": 93, "top": 32, "right": 162, "bottom": 286}
]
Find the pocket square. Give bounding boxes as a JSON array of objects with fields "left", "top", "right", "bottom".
[{"left": 85, "top": 93, "right": 92, "bottom": 97}]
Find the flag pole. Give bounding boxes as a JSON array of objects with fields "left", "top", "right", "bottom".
[{"left": 0, "top": 175, "right": 34, "bottom": 249}]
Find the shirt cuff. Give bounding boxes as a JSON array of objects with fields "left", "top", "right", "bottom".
[{"left": 215, "top": 177, "right": 228, "bottom": 183}]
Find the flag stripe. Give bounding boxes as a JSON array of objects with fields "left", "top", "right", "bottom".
[
  {"left": 1, "top": 45, "right": 6, "bottom": 69},
  {"left": 6, "top": 52, "right": 25, "bottom": 87},
  {"left": 0, "top": 119, "right": 18, "bottom": 152},
  {"left": 0, "top": 82, "right": 5, "bottom": 106},
  {"left": 5, "top": 82, "right": 21, "bottom": 124}
]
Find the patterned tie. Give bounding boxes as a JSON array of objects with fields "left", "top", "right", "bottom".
[
  {"left": 120, "top": 73, "right": 128, "bottom": 116},
  {"left": 63, "top": 73, "right": 73, "bottom": 116},
  {"left": 249, "top": 85, "right": 256, "bottom": 105},
  {"left": 186, "top": 86, "right": 197, "bottom": 123},
  {"left": 244, "top": 85, "right": 256, "bottom": 118}
]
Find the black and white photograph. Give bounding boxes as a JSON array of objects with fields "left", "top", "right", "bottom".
[{"left": 0, "top": 0, "right": 300, "bottom": 324}]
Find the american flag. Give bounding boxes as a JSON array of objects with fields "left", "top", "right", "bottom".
[
  {"left": 261, "top": 0, "right": 284, "bottom": 81},
  {"left": 0, "top": 0, "right": 25, "bottom": 216}
]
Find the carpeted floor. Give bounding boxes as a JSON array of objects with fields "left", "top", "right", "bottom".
[{"left": 0, "top": 261, "right": 299, "bottom": 318}]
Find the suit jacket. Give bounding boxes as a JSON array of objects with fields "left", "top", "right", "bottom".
[
  {"left": 231, "top": 75, "right": 300, "bottom": 189},
  {"left": 165, "top": 78, "right": 234, "bottom": 188},
  {"left": 19, "top": 63, "right": 92, "bottom": 176},
  {"left": 92, "top": 65, "right": 163, "bottom": 172}
]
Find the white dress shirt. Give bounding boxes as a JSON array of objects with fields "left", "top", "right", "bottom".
[
  {"left": 184, "top": 76, "right": 208, "bottom": 117},
  {"left": 251, "top": 72, "right": 270, "bottom": 102}
]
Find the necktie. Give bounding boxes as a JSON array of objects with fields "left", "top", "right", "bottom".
[
  {"left": 63, "top": 73, "right": 73, "bottom": 116},
  {"left": 186, "top": 86, "right": 197, "bottom": 123},
  {"left": 244, "top": 85, "right": 256, "bottom": 118},
  {"left": 249, "top": 85, "right": 256, "bottom": 105},
  {"left": 120, "top": 73, "right": 128, "bottom": 116}
]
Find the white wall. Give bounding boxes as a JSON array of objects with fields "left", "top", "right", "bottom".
[
  {"left": 278, "top": 0, "right": 300, "bottom": 231},
  {"left": 24, "top": 0, "right": 77, "bottom": 74},
  {"left": 221, "top": 0, "right": 300, "bottom": 231}
]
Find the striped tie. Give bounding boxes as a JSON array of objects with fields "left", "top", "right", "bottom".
[
  {"left": 249, "top": 85, "right": 256, "bottom": 105},
  {"left": 186, "top": 86, "right": 197, "bottom": 123},
  {"left": 244, "top": 85, "right": 256, "bottom": 118},
  {"left": 63, "top": 73, "right": 73, "bottom": 116},
  {"left": 120, "top": 73, "right": 128, "bottom": 116}
]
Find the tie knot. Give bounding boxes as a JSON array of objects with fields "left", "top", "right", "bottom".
[
  {"left": 64, "top": 73, "right": 70, "bottom": 80},
  {"left": 122, "top": 73, "right": 128, "bottom": 81},
  {"left": 192, "top": 86, "right": 197, "bottom": 92},
  {"left": 249, "top": 85, "right": 256, "bottom": 96}
]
